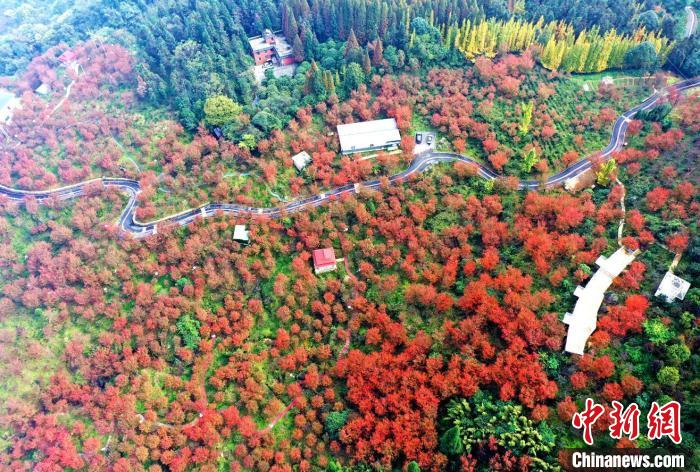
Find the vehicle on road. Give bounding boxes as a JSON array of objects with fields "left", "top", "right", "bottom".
[
  {"left": 415, "top": 133, "right": 422, "bottom": 144},
  {"left": 1, "top": 77, "right": 698, "bottom": 238}
]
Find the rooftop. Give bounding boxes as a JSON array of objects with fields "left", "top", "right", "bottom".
[
  {"left": 563, "top": 246, "right": 639, "bottom": 355},
  {"left": 248, "top": 36, "right": 274, "bottom": 53},
  {"left": 337, "top": 118, "right": 401, "bottom": 154},
  {"left": 292, "top": 151, "right": 312, "bottom": 171},
  {"left": 233, "top": 224, "right": 249, "bottom": 242},
  {"left": 0, "top": 90, "right": 21, "bottom": 124},
  {"left": 655, "top": 271, "right": 690, "bottom": 302},
  {"left": 35, "top": 83, "right": 51, "bottom": 96},
  {"left": 312, "top": 248, "right": 336, "bottom": 268},
  {"left": 248, "top": 30, "right": 293, "bottom": 56},
  {"left": 0, "top": 90, "right": 14, "bottom": 109},
  {"left": 274, "top": 39, "right": 293, "bottom": 57}
]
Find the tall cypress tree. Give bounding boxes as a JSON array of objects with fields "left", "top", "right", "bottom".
[
  {"left": 372, "top": 38, "right": 384, "bottom": 66},
  {"left": 292, "top": 33, "right": 305, "bottom": 62},
  {"left": 362, "top": 47, "right": 372, "bottom": 74},
  {"left": 344, "top": 28, "right": 361, "bottom": 59}
]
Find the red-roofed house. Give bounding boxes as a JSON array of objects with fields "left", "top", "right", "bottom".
[{"left": 312, "top": 248, "right": 337, "bottom": 274}]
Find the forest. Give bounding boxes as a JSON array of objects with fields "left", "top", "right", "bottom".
[{"left": 0, "top": 0, "right": 698, "bottom": 471}]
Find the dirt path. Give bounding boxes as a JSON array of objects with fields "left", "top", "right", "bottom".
[
  {"left": 258, "top": 399, "right": 297, "bottom": 433},
  {"left": 338, "top": 238, "right": 361, "bottom": 358},
  {"left": 49, "top": 79, "right": 76, "bottom": 117},
  {"left": 615, "top": 178, "right": 627, "bottom": 246}
]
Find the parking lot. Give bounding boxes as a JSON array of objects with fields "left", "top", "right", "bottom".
[{"left": 413, "top": 131, "right": 436, "bottom": 154}]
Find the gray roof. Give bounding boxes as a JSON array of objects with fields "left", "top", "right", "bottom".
[
  {"left": 248, "top": 31, "right": 293, "bottom": 56},
  {"left": 292, "top": 151, "right": 312, "bottom": 170},
  {"left": 337, "top": 118, "right": 401, "bottom": 153},
  {"left": 248, "top": 36, "right": 274, "bottom": 53}
]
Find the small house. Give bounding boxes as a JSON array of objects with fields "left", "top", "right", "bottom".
[
  {"left": 292, "top": 151, "right": 312, "bottom": 171},
  {"left": 655, "top": 271, "right": 690, "bottom": 302},
  {"left": 312, "top": 248, "right": 337, "bottom": 274},
  {"left": 233, "top": 225, "right": 250, "bottom": 243}
]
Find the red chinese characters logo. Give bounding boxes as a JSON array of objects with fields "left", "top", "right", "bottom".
[
  {"left": 609, "top": 401, "right": 640, "bottom": 440},
  {"left": 572, "top": 398, "right": 605, "bottom": 445},
  {"left": 647, "top": 400, "right": 682, "bottom": 444},
  {"left": 572, "top": 399, "right": 681, "bottom": 445}
]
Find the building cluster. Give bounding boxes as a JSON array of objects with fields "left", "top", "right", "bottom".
[
  {"left": 290, "top": 118, "right": 402, "bottom": 172},
  {"left": 248, "top": 29, "right": 295, "bottom": 66}
]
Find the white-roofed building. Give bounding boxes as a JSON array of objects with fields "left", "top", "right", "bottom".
[
  {"left": 655, "top": 271, "right": 690, "bottom": 302},
  {"left": 0, "top": 90, "right": 20, "bottom": 124},
  {"left": 233, "top": 225, "right": 249, "bottom": 243},
  {"left": 292, "top": 151, "right": 312, "bottom": 171},
  {"left": 337, "top": 118, "right": 401, "bottom": 154},
  {"left": 563, "top": 246, "right": 639, "bottom": 355},
  {"left": 35, "top": 83, "right": 51, "bottom": 95}
]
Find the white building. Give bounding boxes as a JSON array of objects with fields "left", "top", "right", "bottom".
[
  {"left": 563, "top": 247, "right": 639, "bottom": 355},
  {"left": 233, "top": 225, "right": 249, "bottom": 243},
  {"left": 292, "top": 151, "right": 312, "bottom": 171},
  {"left": 337, "top": 118, "right": 401, "bottom": 154},
  {"left": 35, "top": 83, "right": 51, "bottom": 96},
  {"left": 655, "top": 271, "right": 690, "bottom": 302},
  {"left": 0, "top": 90, "right": 20, "bottom": 124}
]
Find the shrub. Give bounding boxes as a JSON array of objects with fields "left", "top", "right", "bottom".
[
  {"left": 325, "top": 410, "right": 349, "bottom": 438},
  {"left": 657, "top": 366, "right": 680, "bottom": 387},
  {"left": 176, "top": 314, "right": 201, "bottom": 350}
]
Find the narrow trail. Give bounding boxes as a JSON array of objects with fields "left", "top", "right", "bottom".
[
  {"left": 339, "top": 254, "right": 359, "bottom": 358},
  {"left": 615, "top": 178, "right": 627, "bottom": 246},
  {"left": 49, "top": 79, "right": 75, "bottom": 116},
  {"left": 1, "top": 77, "right": 697, "bottom": 239},
  {"left": 669, "top": 252, "right": 683, "bottom": 271},
  {"left": 135, "top": 412, "right": 202, "bottom": 429},
  {"left": 686, "top": 6, "right": 697, "bottom": 38},
  {"left": 258, "top": 399, "right": 297, "bottom": 433}
]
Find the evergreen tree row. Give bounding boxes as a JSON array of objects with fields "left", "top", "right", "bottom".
[{"left": 281, "top": 0, "right": 511, "bottom": 50}]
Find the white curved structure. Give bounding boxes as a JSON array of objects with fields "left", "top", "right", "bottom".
[{"left": 563, "top": 247, "right": 639, "bottom": 355}]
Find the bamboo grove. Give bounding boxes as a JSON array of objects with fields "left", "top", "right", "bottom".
[{"left": 442, "top": 17, "right": 674, "bottom": 73}]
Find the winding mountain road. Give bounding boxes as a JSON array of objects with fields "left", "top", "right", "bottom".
[{"left": 1, "top": 77, "right": 698, "bottom": 238}]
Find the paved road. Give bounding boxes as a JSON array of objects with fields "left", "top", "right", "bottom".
[{"left": 1, "top": 77, "right": 698, "bottom": 239}]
